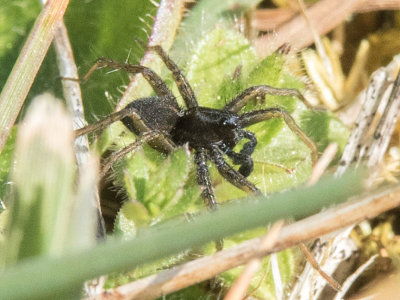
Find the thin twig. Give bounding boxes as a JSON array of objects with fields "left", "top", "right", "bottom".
[
  {"left": 333, "top": 254, "right": 378, "bottom": 300},
  {"left": 307, "top": 143, "right": 338, "bottom": 186},
  {"left": 52, "top": 20, "right": 105, "bottom": 239},
  {"left": 224, "top": 221, "right": 284, "bottom": 300},
  {"left": 356, "top": 0, "right": 400, "bottom": 13},
  {"left": 50, "top": 9, "right": 107, "bottom": 295},
  {"left": 293, "top": 143, "right": 341, "bottom": 292},
  {"left": 297, "top": 0, "right": 335, "bottom": 82},
  {"left": 253, "top": 0, "right": 400, "bottom": 32},
  {"left": 299, "top": 244, "right": 341, "bottom": 291},
  {"left": 89, "top": 183, "right": 400, "bottom": 300}
]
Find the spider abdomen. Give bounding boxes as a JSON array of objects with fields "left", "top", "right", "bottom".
[
  {"left": 171, "top": 107, "right": 242, "bottom": 150},
  {"left": 121, "top": 96, "right": 180, "bottom": 136}
]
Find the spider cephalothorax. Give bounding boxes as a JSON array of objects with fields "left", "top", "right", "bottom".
[{"left": 75, "top": 45, "right": 318, "bottom": 210}]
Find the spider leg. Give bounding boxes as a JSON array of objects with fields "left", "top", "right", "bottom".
[
  {"left": 84, "top": 58, "right": 175, "bottom": 101},
  {"left": 224, "top": 85, "right": 313, "bottom": 113},
  {"left": 240, "top": 108, "right": 318, "bottom": 165},
  {"left": 74, "top": 106, "right": 175, "bottom": 153},
  {"left": 100, "top": 131, "right": 163, "bottom": 177},
  {"left": 79, "top": 58, "right": 179, "bottom": 152},
  {"left": 145, "top": 45, "right": 199, "bottom": 109},
  {"left": 195, "top": 148, "right": 226, "bottom": 251},
  {"left": 225, "top": 149, "right": 253, "bottom": 177},
  {"left": 194, "top": 148, "right": 217, "bottom": 211},
  {"left": 224, "top": 131, "right": 257, "bottom": 177},
  {"left": 74, "top": 107, "right": 134, "bottom": 137},
  {"left": 210, "top": 145, "right": 262, "bottom": 196}
]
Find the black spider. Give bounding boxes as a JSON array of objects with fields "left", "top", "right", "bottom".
[{"left": 75, "top": 45, "right": 318, "bottom": 211}]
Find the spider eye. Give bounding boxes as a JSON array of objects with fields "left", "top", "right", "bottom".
[{"left": 222, "top": 115, "right": 239, "bottom": 128}]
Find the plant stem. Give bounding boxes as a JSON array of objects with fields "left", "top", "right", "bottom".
[{"left": 0, "top": 0, "right": 70, "bottom": 153}]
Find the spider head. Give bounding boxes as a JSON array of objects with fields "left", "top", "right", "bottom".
[{"left": 170, "top": 107, "right": 243, "bottom": 150}]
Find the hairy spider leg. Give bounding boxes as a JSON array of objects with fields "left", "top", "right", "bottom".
[
  {"left": 74, "top": 103, "right": 175, "bottom": 150},
  {"left": 100, "top": 131, "right": 163, "bottom": 177},
  {"left": 194, "top": 148, "right": 217, "bottom": 211},
  {"left": 75, "top": 58, "right": 177, "bottom": 151},
  {"left": 194, "top": 148, "right": 226, "bottom": 251},
  {"left": 84, "top": 58, "right": 175, "bottom": 100},
  {"left": 240, "top": 108, "right": 318, "bottom": 165},
  {"left": 224, "top": 85, "right": 313, "bottom": 113},
  {"left": 145, "top": 45, "right": 199, "bottom": 109},
  {"left": 224, "top": 131, "right": 257, "bottom": 177},
  {"left": 75, "top": 108, "right": 136, "bottom": 137},
  {"left": 210, "top": 145, "right": 262, "bottom": 196}
]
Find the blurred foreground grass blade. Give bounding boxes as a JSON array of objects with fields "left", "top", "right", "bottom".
[
  {"left": 3, "top": 94, "right": 75, "bottom": 265},
  {"left": 67, "top": 155, "right": 98, "bottom": 251},
  {"left": 0, "top": 170, "right": 362, "bottom": 300},
  {"left": 0, "top": 0, "right": 69, "bottom": 153}
]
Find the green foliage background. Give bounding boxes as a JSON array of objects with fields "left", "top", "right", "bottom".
[{"left": 0, "top": 0, "right": 351, "bottom": 299}]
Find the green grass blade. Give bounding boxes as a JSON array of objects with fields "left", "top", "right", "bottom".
[
  {"left": 0, "top": 0, "right": 69, "bottom": 152},
  {"left": 0, "top": 171, "right": 361, "bottom": 300}
]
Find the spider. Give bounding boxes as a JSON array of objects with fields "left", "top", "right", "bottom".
[{"left": 75, "top": 45, "right": 318, "bottom": 211}]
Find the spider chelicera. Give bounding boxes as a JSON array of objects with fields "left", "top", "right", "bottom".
[{"left": 75, "top": 45, "right": 318, "bottom": 211}]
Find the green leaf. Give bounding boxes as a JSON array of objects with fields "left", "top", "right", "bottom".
[
  {"left": 114, "top": 201, "right": 151, "bottom": 239},
  {"left": 300, "top": 110, "right": 349, "bottom": 160},
  {"left": 171, "top": 0, "right": 262, "bottom": 59},
  {"left": 185, "top": 27, "right": 257, "bottom": 108},
  {"left": 115, "top": 147, "right": 192, "bottom": 235},
  {"left": 220, "top": 248, "right": 296, "bottom": 299},
  {"left": 163, "top": 284, "right": 209, "bottom": 299}
]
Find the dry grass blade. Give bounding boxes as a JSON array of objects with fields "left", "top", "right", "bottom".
[
  {"left": 366, "top": 69, "right": 400, "bottom": 182},
  {"left": 50, "top": 12, "right": 107, "bottom": 294},
  {"left": 307, "top": 143, "right": 339, "bottom": 186},
  {"left": 356, "top": 0, "right": 400, "bottom": 13},
  {"left": 336, "top": 69, "right": 390, "bottom": 176},
  {"left": 299, "top": 244, "right": 341, "bottom": 292},
  {"left": 52, "top": 18, "right": 105, "bottom": 239},
  {"left": 223, "top": 221, "right": 284, "bottom": 300},
  {"left": 254, "top": 0, "right": 400, "bottom": 32},
  {"left": 293, "top": 143, "right": 341, "bottom": 293},
  {"left": 255, "top": 0, "right": 362, "bottom": 54}
]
